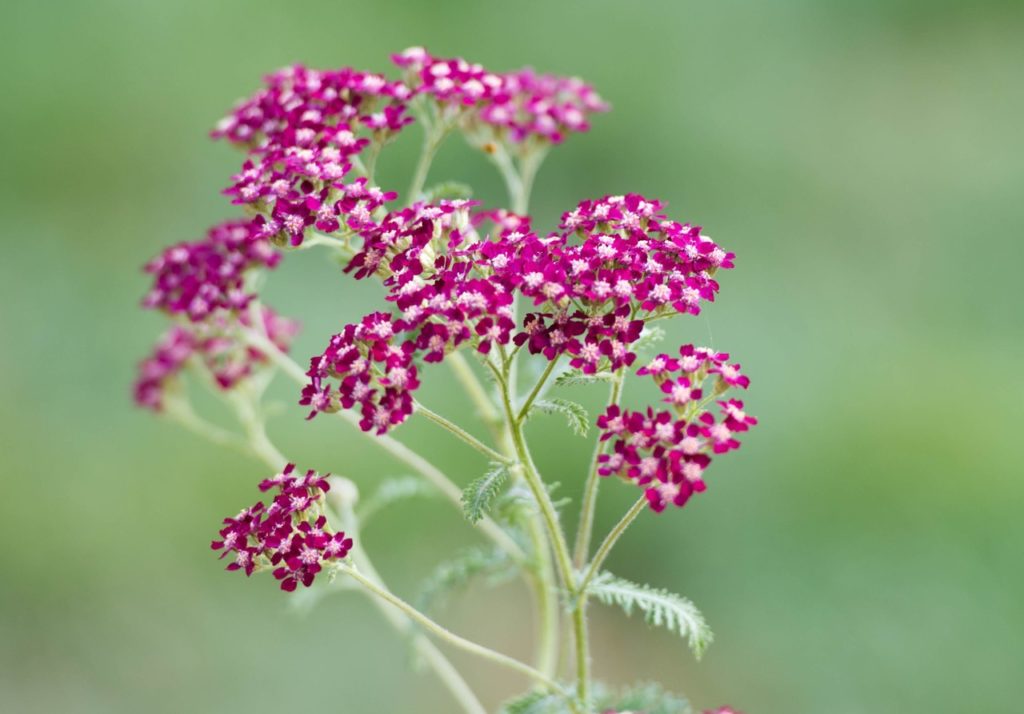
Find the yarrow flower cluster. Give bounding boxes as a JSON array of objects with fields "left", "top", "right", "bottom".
[
  {"left": 393, "top": 47, "right": 609, "bottom": 144},
  {"left": 142, "top": 220, "right": 280, "bottom": 321},
  {"left": 137, "top": 46, "right": 758, "bottom": 714},
  {"left": 597, "top": 345, "right": 756, "bottom": 513},
  {"left": 302, "top": 191, "right": 735, "bottom": 435},
  {"left": 211, "top": 464, "right": 353, "bottom": 592},
  {"left": 134, "top": 307, "right": 298, "bottom": 410}
]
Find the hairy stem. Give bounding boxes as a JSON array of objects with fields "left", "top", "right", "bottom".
[
  {"left": 572, "top": 372, "right": 624, "bottom": 568},
  {"left": 446, "top": 352, "right": 504, "bottom": 441},
  {"left": 578, "top": 495, "right": 648, "bottom": 596},
  {"left": 240, "top": 327, "right": 525, "bottom": 562},
  {"left": 338, "top": 563, "right": 565, "bottom": 694},
  {"left": 407, "top": 119, "right": 453, "bottom": 205},
  {"left": 517, "top": 358, "right": 559, "bottom": 422},
  {"left": 326, "top": 494, "right": 487, "bottom": 714},
  {"left": 498, "top": 367, "right": 588, "bottom": 706},
  {"left": 350, "top": 550, "right": 486, "bottom": 714},
  {"left": 414, "top": 400, "right": 510, "bottom": 463}
]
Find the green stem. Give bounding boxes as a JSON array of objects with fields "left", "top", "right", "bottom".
[
  {"left": 414, "top": 400, "right": 510, "bottom": 463},
  {"left": 351, "top": 551, "right": 486, "bottom": 714},
  {"left": 240, "top": 327, "right": 526, "bottom": 563},
  {"left": 328, "top": 496, "right": 486, "bottom": 714},
  {"left": 338, "top": 563, "right": 565, "bottom": 694},
  {"left": 500, "top": 386, "right": 576, "bottom": 594},
  {"left": 500, "top": 369, "right": 587, "bottom": 708},
  {"left": 517, "top": 358, "right": 559, "bottom": 422},
  {"left": 572, "top": 372, "right": 624, "bottom": 568},
  {"left": 578, "top": 495, "right": 647, "bottom": 596},
  {"left": 447, "top": 355, "right": 561, "bottom": 678},
  {"left": 407, "top": 121, "right": 452, "bottom": 205},
  {"left": 446, "top": 352, "right": 503, "bottom": 440}
]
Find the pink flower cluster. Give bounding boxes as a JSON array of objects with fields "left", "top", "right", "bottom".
[
  {"left": 597, "top": 345, "right": 756, "bottom": 513},
  {"left": 211, "top": 464, "right": 353, "bottom": 592},
  {"left": 213, "top": 64, "right": 411, "bottom": 247},
  {"left": 142, "top": 220, "right": 280, "bottom": 321},
  {"left": 133, "top": 307, "right": 299, "bottom": 411},
  {"left": 303, "top": 193, "right": 733, "bottom": 435},
  {"left": 393, "top": 47, "right": 609, "bottom": 143},
  {"left": 137, "top": 216, "right": 300, "bottom": 409}
]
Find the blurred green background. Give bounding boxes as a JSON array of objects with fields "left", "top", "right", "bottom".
[{"left": 2, "top": 1, "right": 1022, "bottom": 712}]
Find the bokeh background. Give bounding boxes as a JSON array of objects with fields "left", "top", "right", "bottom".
[{"left": 2, "top": 1, "right": 1022, "bottom": 712}]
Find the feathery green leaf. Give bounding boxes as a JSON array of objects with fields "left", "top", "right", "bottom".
[
  {"left": 356, "top": 476, "right": 438, "bottom": 524},
  {"left": 553, "top": 369, "right": 615, "bottom": 388},
  {"left": 588, "top": 572, "right": 713, "bottom": 658},
  {"left": 415, "top": 546, "right": 516, "bottom": 613},
  {"left": 529, "top": 398, "right": 590, "bottom": 436},
  {"left": 461, "top": 461, "right": 511, "bottom": 524},
  {"left": 501, "top": 691, "right": 571, "bottom": 714}
]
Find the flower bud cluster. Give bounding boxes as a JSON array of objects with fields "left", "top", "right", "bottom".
[
  {"left": 211, "top": 464, "right": 353, "bottom": 592},
  {"left": 597, "top": 345, "right": 757, "bottom": 513}
]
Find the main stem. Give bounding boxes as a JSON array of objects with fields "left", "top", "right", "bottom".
[
  {"left": 498, "top": 367, "right": 589, "bottom": 708},
  {"left": 407, "top": 120, "right": 451, "bottom": 205}
]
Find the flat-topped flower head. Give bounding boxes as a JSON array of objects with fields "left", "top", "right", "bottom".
[
  {"left": 597, "top": 345, "right": 756, "bottom": 513},
  {"left": 212, "top": 464, "right": 352, "bottom": 591},
  {"left": 213, "top": 64, "right": 411, "bottom": 246},
  {"left": 393, "top": 47, "right": 608, "bottom": 145},
  {"left": 142, "top": 220, "right": 280, "bottom": 321}
]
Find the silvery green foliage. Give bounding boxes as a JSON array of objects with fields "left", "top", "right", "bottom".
[
  {"left": 529, "top": 398, "right": 590, "bottom": 437},
  {"left": 461, "top": 461, "right": 512, "bottom": 523},
  {"left": 553, "top": 369, "right": 616, "bottom": 388},
  {"left": 357, "top": 476, "right": 438, "bottom": 524},
  {"left": 589, "top": 572, "right": 713, "bottom": 658},
  {"left": 501, "top": 691, "right": 571, "bottom": 714},
  {"left": 593, "top": 681, "right": 693, "bottom": 714},
  {"left": 416, "top": 546, "right": 517, "bottom": 614}
]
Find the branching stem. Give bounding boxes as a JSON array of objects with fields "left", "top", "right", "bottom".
[{"left": 338, "top": 563, "right": 566, "bottom": 694}]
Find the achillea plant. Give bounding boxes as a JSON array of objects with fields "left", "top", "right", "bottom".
[{"left": 135, "top": 47, "right": 755, "bottom": 714}]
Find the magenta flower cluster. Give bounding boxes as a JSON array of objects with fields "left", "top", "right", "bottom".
[
  {"left": 211, "top": 464, "right": 353, "bottom": 592},
  {"left": 301, "top": 192, "right": 734, "bottom": 436},
  {"left": 134, "top": 307, "right": 298, "bottom": 410},
  {"left": 393, "top": 47, "right": 608, "bottom": 144},
  {"left": 597, "top": 345, "right": 757, "bottom": 513},
  {"left": 142, "top": 220, "right": 280, "bottom": 321}
]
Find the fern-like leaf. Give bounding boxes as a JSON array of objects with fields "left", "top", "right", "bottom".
[
  {"left": 589, "top": 572, "right": 713, "bottom": 658},
  {"left": 529, "top": 398, "right": 590, "bottom": 436},
  {"left": 553, "top": 369, "right": 615, "bottom": 388},
  {"left": 501, "top": 691, "right": 571, "bottom": 714},
  {"left": 415, "top": 546, "right": 516, "bottom": 613},
  {"left": 594, "top": 681, "right": 693, "bottom": 714},
  {"left": 461, "top": 461, "right": 511, "bottom": 524},
  {"left": 357, "top": 476, "right": 437, "bottom": 523}
]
